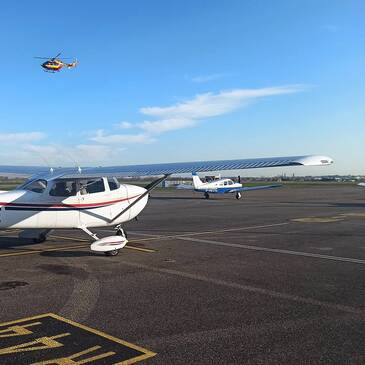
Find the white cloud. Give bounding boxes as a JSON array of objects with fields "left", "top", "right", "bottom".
[
  {"left": 191, "top": 73, "right": 226, "bottom": 83},
  {"left": 0, "top": 132, "right": 46, "bottom": 143},
  {"left": 115, "top": 121, "right": 134, "bottom": 129},
  {"left": 89, "top": 129, "right": 153, "bottom": 144},
  {"left": 138, "top": 85, "right": 306, "bottom": 134}
]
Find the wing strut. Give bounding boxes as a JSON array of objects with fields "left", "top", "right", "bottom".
[{"left": 109, "top": 174, "right": 170, "bottom": 223}]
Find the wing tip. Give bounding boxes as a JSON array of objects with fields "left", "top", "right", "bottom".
[{"left": 294, "top": 155, "right": 334, "bottom": 166}]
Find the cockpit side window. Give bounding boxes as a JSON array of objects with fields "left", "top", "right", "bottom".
[
  {"left": 79, "top": 178, "right": 105, "bottom": 195},
  {"left": 49, "top": 180, "right": 77, "bottom": 197},
  {"left": 22, "top": 179, "right": 48, "bottom": 194},
  {"left": 107, "top": 177, "right": 120, "bottom": 191}
]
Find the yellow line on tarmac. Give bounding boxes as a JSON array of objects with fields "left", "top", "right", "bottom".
[
  {"left": 0, "top": 244, "right": 88, "bottom": 258},
  {"left": 50, "top": 235, "right": 156, "bottom": 253}
]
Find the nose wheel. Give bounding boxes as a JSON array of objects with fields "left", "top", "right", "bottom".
[{"left": 105, "top": 249, "right": 120, "bottom": 256}]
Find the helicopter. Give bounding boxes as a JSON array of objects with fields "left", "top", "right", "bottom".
[{"left": 34, "top": 52, "right": 77, "bottom": 72}]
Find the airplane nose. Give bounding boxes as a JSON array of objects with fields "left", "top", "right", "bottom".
[{"left": 125, "top": 184, "right": 148, "bottom": 220}]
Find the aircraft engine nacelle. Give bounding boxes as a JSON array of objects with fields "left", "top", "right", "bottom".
[{"left": 90, "top": 235, "right": 128, "bottom": 253}]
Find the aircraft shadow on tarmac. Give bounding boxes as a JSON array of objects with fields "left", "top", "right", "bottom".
[
  {"left": 0, "top": 236, "right": 35, "bottom": 249},
  {"left": 40, "top": 250, "right": 96, "bottom": 258}
]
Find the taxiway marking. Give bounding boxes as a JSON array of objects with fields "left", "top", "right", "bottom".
[
  {"left": 49, "top": 235, "right": 156, "bottom": 253},
  {"left": 118, "top": 260, "right": 365, "bottom": 317},
  {"left": 0, "top": 237, "right": 155, "bottom": 258},
  {"left": 176, "top": 236, "right": 365, "bottom": 265},
  {"left": 127, "top": 222, "right": 290, "bottom": 243}
]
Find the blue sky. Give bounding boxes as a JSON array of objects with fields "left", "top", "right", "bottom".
[{"left": 0, "top": 0, "right": 364, "bottom": 175}]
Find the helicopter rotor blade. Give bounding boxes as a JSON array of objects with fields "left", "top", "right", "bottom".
[{"left": 51, "top": 52, "right": 62, "bottom": 61}]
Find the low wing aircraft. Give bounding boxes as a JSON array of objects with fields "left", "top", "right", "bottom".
[
  {"left": 191, "top": 172, "right": 281, "bottom": 199},
  {"left": 0, "top": 154, "right": 333, "bottom": 256}
]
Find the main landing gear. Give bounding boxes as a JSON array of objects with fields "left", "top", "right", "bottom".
[
  {"left": 235, "top": 192, "right": 242, "bottom": 200},
  {"left": 204, "top": 192, "right": 210, "bottom": 199}
]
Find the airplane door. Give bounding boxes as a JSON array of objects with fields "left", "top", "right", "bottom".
[{"left": 78, "top": 178, "right": 113, "bottom": 227}]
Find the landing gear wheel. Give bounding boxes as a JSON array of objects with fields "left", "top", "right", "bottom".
[
  {"left": 235, "top": 192, "right": 242, "bottom": 200},
  {"left": 204, "top": 192, "right": 210, "bottom": 199},
  {"left": 105, "top": 249, "right": 120, "bottom": 256},
  {"left": 33, "top": 234, "right": 47, "bottom": 244}
]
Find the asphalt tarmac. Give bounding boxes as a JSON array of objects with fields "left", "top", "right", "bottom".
[{"left": 1, "top": 185, "right": 365, "bottom": 364}]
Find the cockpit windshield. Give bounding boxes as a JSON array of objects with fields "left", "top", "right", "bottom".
[{"left": 21, "top": 179, "right": 48, "bottom": 194}]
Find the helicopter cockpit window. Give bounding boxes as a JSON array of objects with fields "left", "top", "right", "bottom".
[
  {"left": 22, "top": 179, "right": 48, "bottom": 194},
  {"left": 79, "top": 178, "right": 105, "bottom": 195},
  {"left": 49, "top": 180, "right": 77, "bottom": 197}
]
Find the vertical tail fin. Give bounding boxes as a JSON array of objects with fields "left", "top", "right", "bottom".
[{"left": 192, "top": 172, "right": 203, "bottom": 188}]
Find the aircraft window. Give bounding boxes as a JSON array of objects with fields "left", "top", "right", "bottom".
[
  {"left": 107, "top": 177, "right": 120, "bottom": 191},
  {"left": 80, "top": 178, "right": 105, "bottom": 195},
  {"left": 228, "top": 181, "right": 233, "bottom": 185},
  {"left": 49, "top": 180, "right": 77, "bottom": 197},
  {"left": 224, "top": 181, "right": 228, "bottom": 186},
  {"left": 22, "top": 179, "right": 48, "bottom": 194}
]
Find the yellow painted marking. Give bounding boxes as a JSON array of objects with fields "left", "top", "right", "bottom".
[
  {"left": 50, "top": 236, "right": 156, "bottom": 253},
  {"left": 340, "top": 213, "right": 365, "bottom": 218},
  {"left": 0, "top": 322, "right": 42, "bottom": 338},
  {"left": 0, "top": 333, "right": 69, "bottom": 355},
  {"left": 0, "top": 244, "right": 88, "bottom": 258},
  {"left": 0, "top": 313, "right": 156, "bottom": 364},
  {"left": 31, "top": 345, "right": 116, "bottom": 364},
  {"left": 292, "top": 217, "right": 344, "bottom": 223},
  {"left": 128, "top": 222, "right": 290, "bottom": 243},
  {"left": 0, "top": 223, "right": 286, "bottom": 259}
]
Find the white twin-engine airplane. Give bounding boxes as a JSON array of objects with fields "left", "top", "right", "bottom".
[
  {"left": 0, "top": 155, "right": 333, "bottom": 256},
  {"left": 192, "top": 172, "right": 281, "bottom": 199}
]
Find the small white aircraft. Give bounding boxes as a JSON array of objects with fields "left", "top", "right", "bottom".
[
  {"left": 0, "top": 155, "right": 333, "bottom": 256},
  {"left": 191, "top": 173, "right": 281, "bottom": 199},
  {"left": 358, "top": 183, "right": 365, "bottom": 187}
]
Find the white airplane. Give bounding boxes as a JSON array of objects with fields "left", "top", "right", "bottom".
[
  {"left": 0, "top": 154, "right": 333, "bottom": 256},
  {"left": 358, "top": 183, "right": 365, "bottom": 187},
  {"left": 191, "top": 173, "right": 281, "bottom": 199}
]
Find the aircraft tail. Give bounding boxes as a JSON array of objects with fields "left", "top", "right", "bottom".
[
  {"left": 67, "top": 59, "right": 78, "bottom": 68},
  {"left": 192, "top": 172, "right": 203, "bottom": 188}
]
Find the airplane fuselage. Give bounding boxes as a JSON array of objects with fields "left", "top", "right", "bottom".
[{"left": 0, "top": 181, "right": 147, "bottom": 230}]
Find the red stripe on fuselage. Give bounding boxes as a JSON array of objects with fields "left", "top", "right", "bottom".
[{"left": 0, "top": 194, "right": 142, "bottom": 209}]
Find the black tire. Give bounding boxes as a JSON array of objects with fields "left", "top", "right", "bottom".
[
  {"left": 235, "top": 192, "right": 242, "bottom": 200},
  {"left": 204, "top": 192, "right": 210, "bottom": 199},
  {"left": 105, "top": 249, "right": 119, "bottom": 256}
]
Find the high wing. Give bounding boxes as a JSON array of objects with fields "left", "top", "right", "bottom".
[{"left": 0, "top": 154, "right": 333, "bottom": 180}]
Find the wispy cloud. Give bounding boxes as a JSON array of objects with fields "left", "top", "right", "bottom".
[
  {"left": 1, "top": 85, "right": 306, "bottom": 165},
  {"left": 191, "top": 73, "right": 227, "bottom": 83},
  {"left": 89, "top": 129, "right": 154, "bottom": 144},
  {"left": 0, "top": 132, "right": 46, "bottom": 143},
  {"left": 137, "top": 85, "right": 307, "bottom": 135},
  {"left": 114, "top": 121, "right": 135, "bottom": 129}
]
